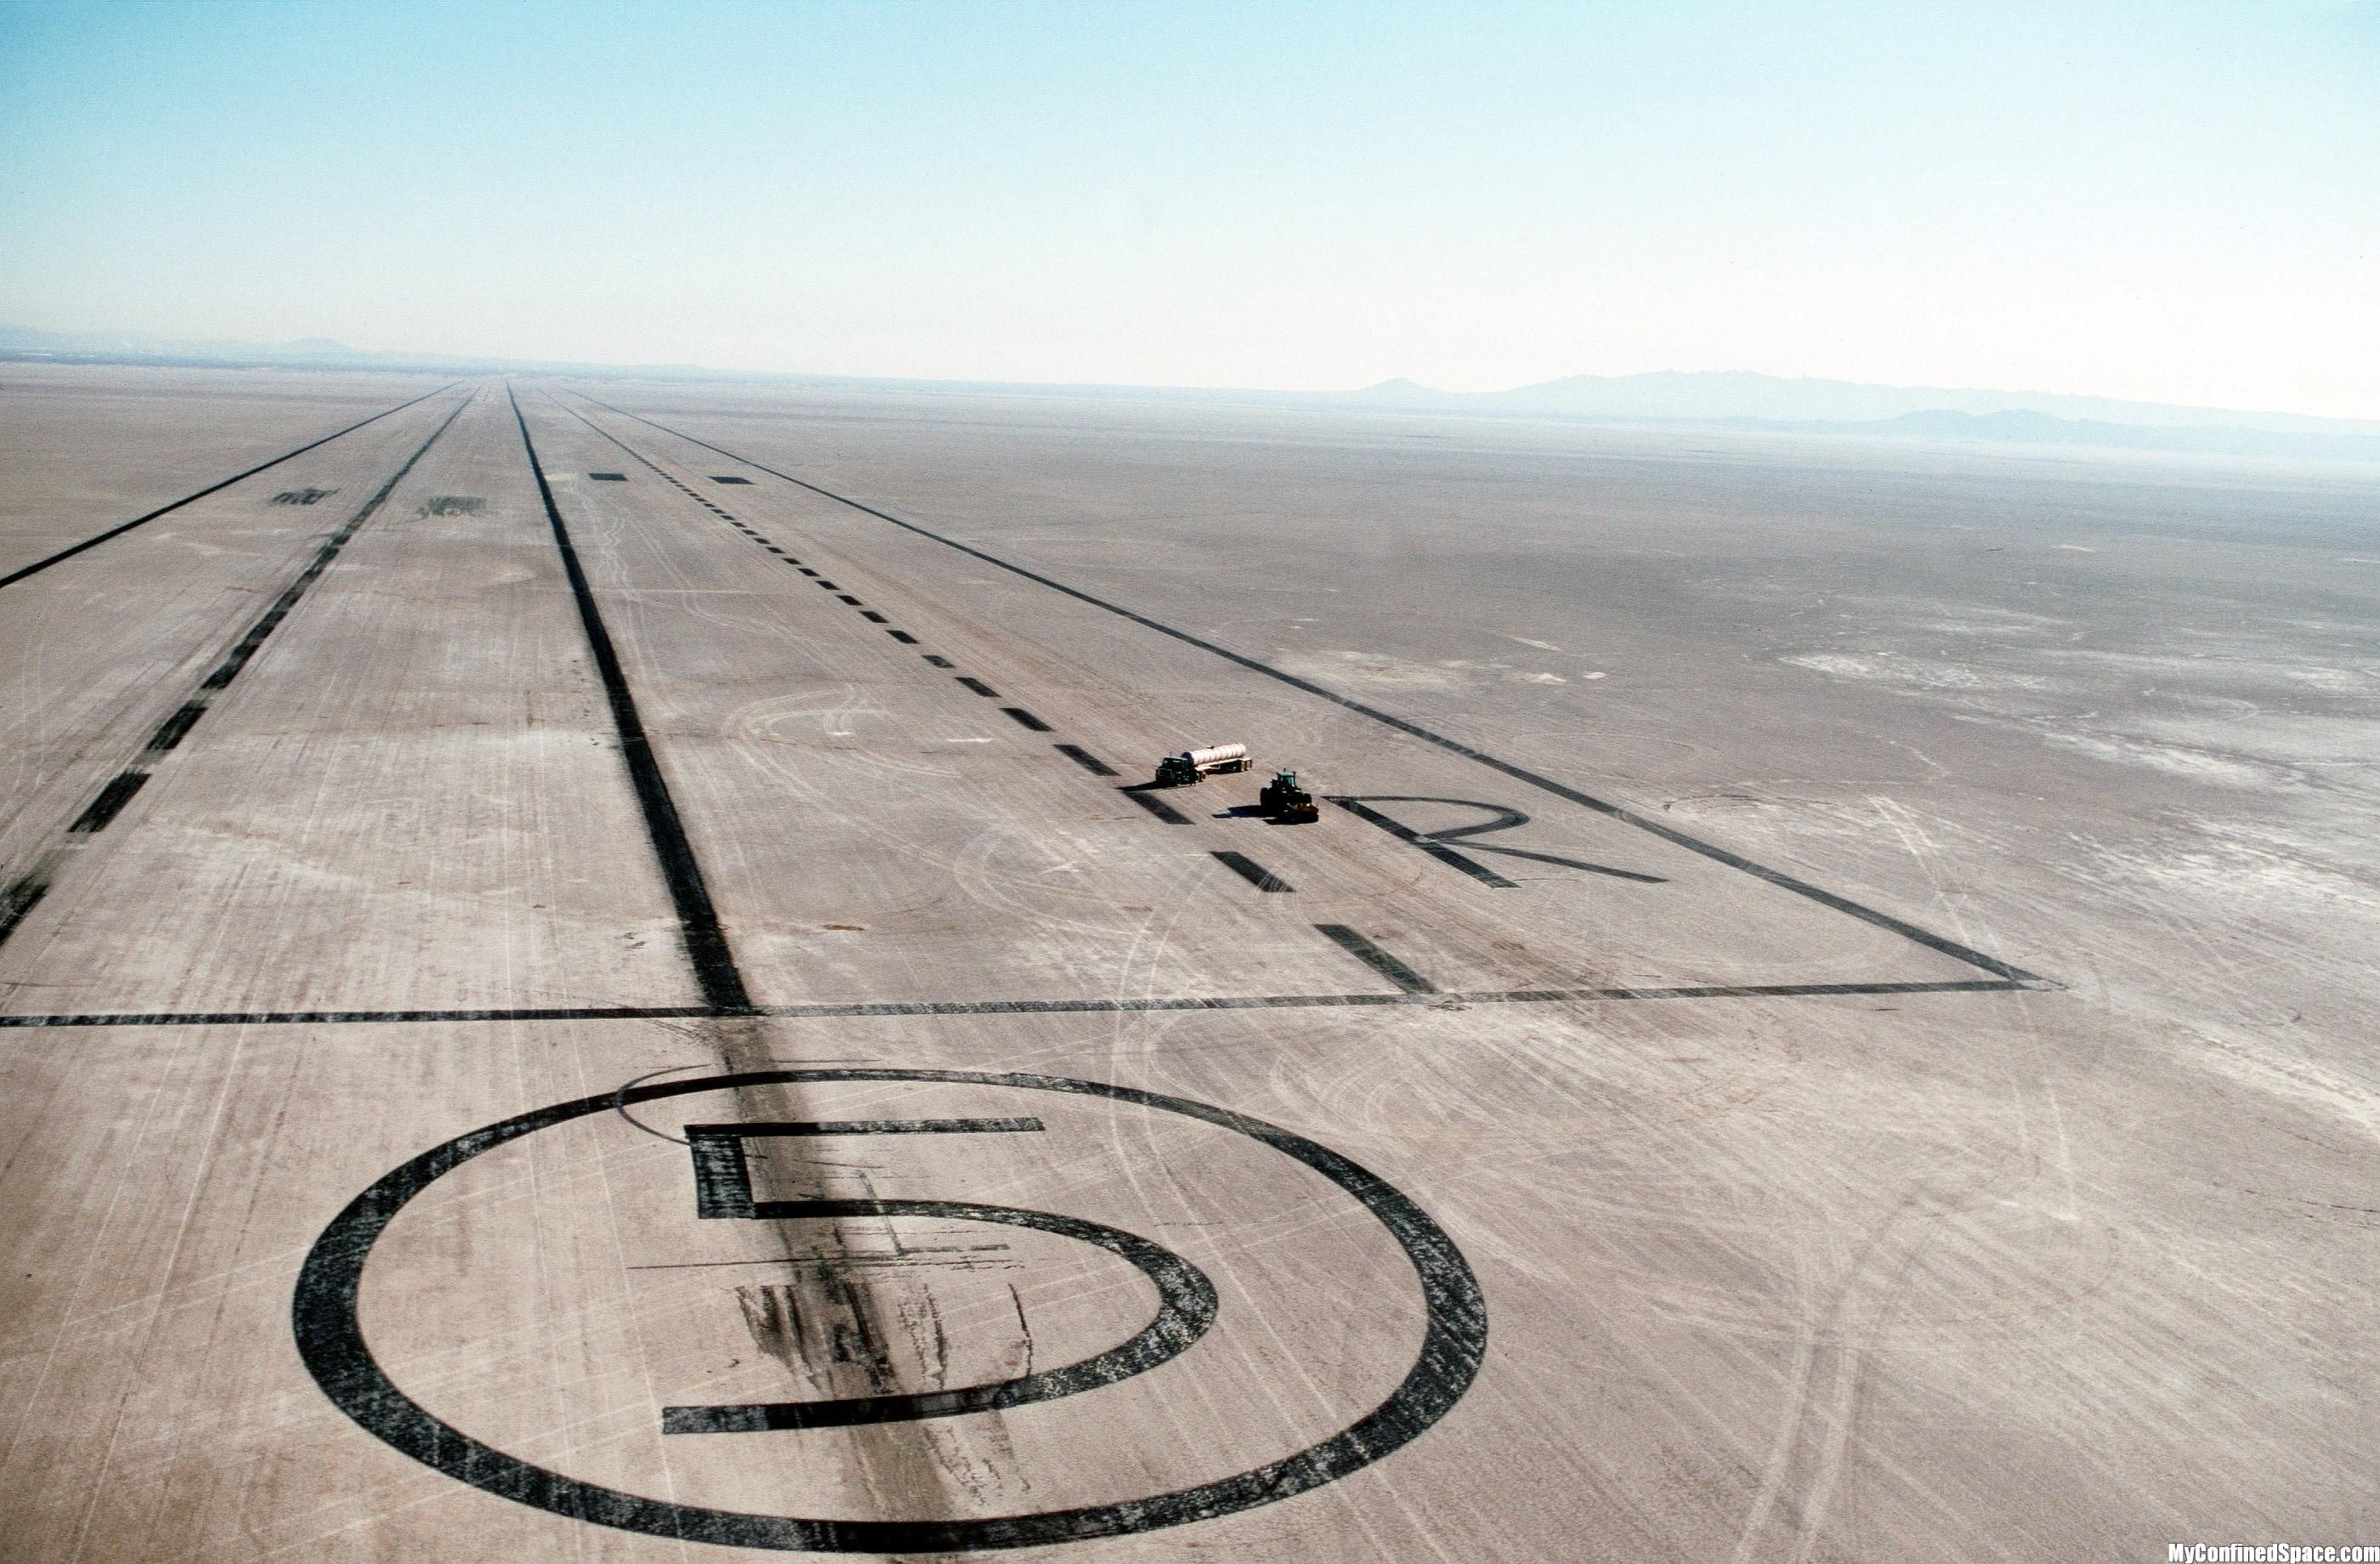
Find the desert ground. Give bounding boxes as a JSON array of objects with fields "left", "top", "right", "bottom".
[{"left": 1, "top": 363, "right": 2374, "bottom": 1561}]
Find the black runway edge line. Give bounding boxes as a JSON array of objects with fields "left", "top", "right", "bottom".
[
  {"left": 0, "top": 979, "right": 2025, "bottom": 1028},
  {"left": 573, "top": 394, "right": 2045, "bottom": 989},
  {"left": 0, "top": 381, "right": 463, "bottom": 590},
  {"left": 507, "top": 384, "right": 751, "bottom": 1012}
]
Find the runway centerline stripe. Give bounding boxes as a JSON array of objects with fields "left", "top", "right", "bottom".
[
  {"left": 0, "top": 382, "right": 462, "bottom": 590},
  {"left": 1125, "top": 789, "right": 1192, "bottom": 824},
  {"left": 956, "top": 676, "right": 999, "bottom": 697},
  {"left": 1313, "top": 925, "right": 1438, "bottom": 993},
  {"left": 1212, "top": 851, "right": 1293, "bottom": 892},
  {"left": 145, "top": 703, "right": 207, "bottom": 753},
  {"left": 0, "top": 878, "right": 51, "bottom": 948},
  {"left": 1056, "top": 744, "right": 1119, "bottom": 776},
  {"left": 0, "top": 978, "right": 2029, "bottom": 1028},
  {"left": 507, "top": 384, "right": 751, "bottom": 1012},
  {"left": 1000, "top": 706, "right": 1053, "bottom": 732},
  {"left": 579, "top": 397, "right": 2041, "bottom": 985},
  {"left": 67, "top": 772, "right": 150, "bottom": 834}
]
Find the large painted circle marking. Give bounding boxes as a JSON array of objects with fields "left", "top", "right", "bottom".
[{"left": 293, "top": 1068, "right": 1488, "bottom": 1552}]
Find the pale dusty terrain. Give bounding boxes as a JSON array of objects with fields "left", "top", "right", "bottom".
[{"left": 1, "top": 366, "right": 2374, "bottom": 1561}]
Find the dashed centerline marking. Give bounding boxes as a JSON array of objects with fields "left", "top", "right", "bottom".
[
  {"left": 1212, "top": 851, "right": 1293, "bottom": 893},
  {"left": 145, "top": 703, "right": 207, "bottom": 753},
  {"left": 1314, "top": 925, "right": 1438, "bottom": 993},
  {"left": 1125, "top": 790, "right": 1192, "bottom": 824},
  {"left": 68, "top": 773, "right": 150, "bottom": 834}
]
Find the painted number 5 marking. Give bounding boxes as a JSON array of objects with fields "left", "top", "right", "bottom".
[{"left": 666, "top": 1116, "right": 1219, "bottom": 1435}]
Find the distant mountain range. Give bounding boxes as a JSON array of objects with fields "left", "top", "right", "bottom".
[
  {"left": 1728, "top": 406, "right": 2380, "bottom": 461},
  {"left": 6, "top": 326, "right": 2376, "bottom": 462},
  {"left": 1343, "top": 371, "right": 2380, "bottom": 460},
  {"left": 1346, "top": 369, "right": 2377, "bottom": 434}
]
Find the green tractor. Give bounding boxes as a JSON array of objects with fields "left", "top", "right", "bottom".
[{"left": 1260, "top": 768, "right": 1319, "bottom": 824}]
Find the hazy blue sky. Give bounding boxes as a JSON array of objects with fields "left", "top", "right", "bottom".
[{"left": 2, "top": 1, "right": 2373, "bottom": 415}]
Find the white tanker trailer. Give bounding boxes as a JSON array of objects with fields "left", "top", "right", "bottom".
[{"left": 1153, "top": 742, "right": 1250, "bottom": 786}]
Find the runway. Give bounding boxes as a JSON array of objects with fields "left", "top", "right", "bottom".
[{"left": 2, "top": 367, "right": 2372, "bottom": 1559}]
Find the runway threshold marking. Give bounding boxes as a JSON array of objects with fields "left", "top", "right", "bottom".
[
  {"left": 574, "top": 394, "right": 2043, "bottom": 987},
  {"left": 0, "top": 394, "right": 473, "bottom": 955},
  {"left": 509, "top": 383, "right": 751, "bottom": 1012},
  {"left": 0, "top": 380, "right": 466, "bottom": 590}
]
